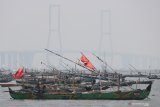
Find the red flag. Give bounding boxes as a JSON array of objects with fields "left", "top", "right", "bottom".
[
  {"left": 80, "top": 54, "right": 96, "bottom": 71},
  {"left": 13, "top": 68, "right": 24, "bottom": 79}
]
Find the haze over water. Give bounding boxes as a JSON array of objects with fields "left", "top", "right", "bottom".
[{"left": 0, "top": 0, "right": 160, "bottom": 70}]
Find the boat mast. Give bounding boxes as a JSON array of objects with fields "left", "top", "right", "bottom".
[
  {"left": 45, "top": 49, "right": 96, "bottom": 72},
  {"left": 117, "top": 74, "right": 120, "bottom": 91},
  {"left": 99, "top": 71, "right": 102, "bottom": 92}
]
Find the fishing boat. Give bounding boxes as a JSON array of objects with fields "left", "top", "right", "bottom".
[
  {"left": 8, "top": 82, "right": 152, "bottom": 100},
  {"left": 8, "top": 50, "right": 153, "bottom": 100}
]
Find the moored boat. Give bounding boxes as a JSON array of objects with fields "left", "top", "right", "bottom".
[{"left": 8, "top": 83, "right": 152, "bottom": 100}]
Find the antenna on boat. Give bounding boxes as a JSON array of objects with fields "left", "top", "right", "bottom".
[
  {"left": 41, "top": 61, "right": 62, "bottom": 74},
  {"left": 92, "top": 53, "right": 114, "bottom": 72},
  {"left": 59, "top": 62, "right": 73, "bottom": 73}
]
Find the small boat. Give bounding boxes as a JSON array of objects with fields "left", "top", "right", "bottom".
[
  {"left": 0, "top": 83, "right": 18, "bottom": 87},
  {"left": 8, "top": 83, "right": 152, "bottom": 100},
  {"left": 0, "top": 80, "right": 17, "bottom": 87}
]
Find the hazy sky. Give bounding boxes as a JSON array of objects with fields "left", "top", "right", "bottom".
[{"left": 0, "top": 0, "right": 160, "bottom": 57}]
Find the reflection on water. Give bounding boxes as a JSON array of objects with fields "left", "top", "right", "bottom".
[{"left": 0, "top": 80, "right": 160, "bottom": 107}]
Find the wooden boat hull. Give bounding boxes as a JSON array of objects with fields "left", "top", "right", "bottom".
[{"left": 8, "top": 84, "right": 152, "bottom": 100}]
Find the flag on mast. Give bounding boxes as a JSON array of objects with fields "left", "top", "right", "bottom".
[
  {"left": 12, "top": 67, "right": 24, "bottom": 79},
  {"left": 80, "top": 53, "right": 96, "bottom": 71}
]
